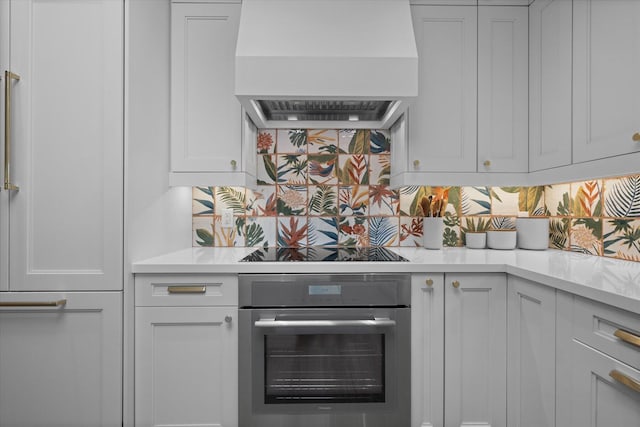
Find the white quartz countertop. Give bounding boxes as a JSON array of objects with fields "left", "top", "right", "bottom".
[{"left": 132, "top": 247, "right": 640, "bottom": 314}]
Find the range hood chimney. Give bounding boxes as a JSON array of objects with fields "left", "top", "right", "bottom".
[{"left": 235, "top": 0, "right": 418, "bottom": 129}]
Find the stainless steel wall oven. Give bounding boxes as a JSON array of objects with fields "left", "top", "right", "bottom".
[{"left": 238, "top": 273, "right": 410, "bottom": 427}]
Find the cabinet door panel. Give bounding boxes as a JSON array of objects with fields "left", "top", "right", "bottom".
[
  {"left": 135, "top": 306, "right": 238, "bottom": 427},
  {"left": 0, "top": 0, "right": 8, "bottom": 291},
  {"left": 445, "top": 273, "right": 507, "bottom": 427},
  {"left": 507, "top": 276, "right": 556, "bottom": 427},
  {"left": 573, "top": 0, "right": 640, "bottom": 162},
  {"left": 0, "top": 292, "right": 122, "bottom": 427},
  {"left": 529, "top": 0, "right": 572, "bottom": 171},
  {"left": 478, "top": 6, "right": 528, "bottom": 173},
  {"left": 411, "top": 273, "right": 444, "bottom": 427},
  {"left": 409, "top": 5, "right": 477, "bottom": 173},
  {"left": 171, "top": 2, "right": 242, "bottom": 173},
  {"left": 8, "top": 0, "right": 123, "bottom": 291}
]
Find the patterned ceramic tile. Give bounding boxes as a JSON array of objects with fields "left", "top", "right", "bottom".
[
  {"left": 549, "top": 217, "right": 570, "bottom": 250},
  {"left": 525, "top": 186, "right": 546, "bottom": 216},
  {"left": 257, "top": 129, "right": 276, "bottom": 154},
  {"left": 490, "top": 187, "right": 520, "bottom": 216},
  {"left": 308, "top": 217, "right": 339, "bottom": 246},
  {"left": 277, "top": 154, "right": 308, "bottom": 184},
  {"left": 193, "top": 186, "right": 215, "bottom": 215},
  {"left": 277, "top": 185, "right": 307, "bottom": 216},
  {"left": 338, "top": 185, "right": 369, "bottom": 216},
  {"left": 460, "top": 216, "right": 492, "bottom": 234},
  {"left": 214, "top": 187, "right": 246, "bottom": 215},
  {"left": 461, "top": 187, "right": 491, "bottom": 215},
  {"left": 571, "top": 180, "right": 602, "bottom": 217},
  {"left": 369, "top": 185, "right": 399, "bottom": 216},
  {"left": 244, "top": 216, "right": 276, "bottom": 247},
  {"left": 399, "top": 217, "right": 423, "bottom": 247},
  {"left": 369, "top": 154, "right": 391, "bottom": 185},
  {"left": 603, "top": 218, "right": 640, "bottom": 262},
  {"left": 545, "top": 184, "right": 571, "bottom": 216},
  {"left": 214, "top": 216, "right": 244, "bottom": 247},
  {"left": 491, "top": 216, "right": 517, "bottom": 230},
  {"left": 370, "top": 130, "right": 391, "bottom": 154},
  {"left": 308, "top": 185, "right": 338, "bottom": 216},
  {"left": 277, "top": 129, "right": 307, "bottom": 154},
  {"left": 398, "top": 186, "right": 423, "bottom": 217},
  {"left": 257, "top": 155, "right": 279, "bottom": 185},
  {"left": 339, "top": 129, "right": 369, "bottom": 154},
  {"left": 246, "top": 186, "right": 277, "bottom": 217},
  {"left": 308, "top": 154, "right": 338, "bottom": 185},
  {"left": 337, "top": 154, "right": 369, "bottom": 184},
  {"left": 570, "top": 218, "right": 602, "bottom": 255},
  {"left": 443, "top": 212, "right": 461, "bottom": 247},
  {"left": 338, "top": 216, "right": 369, "bottom": 246},
  {"left": 603, "top": 175, "right": 640, "bottom": 217},
  {"left": 368, "top": 217, "right": 399, "bottom": 247},
  {"left": 193, "top": 216, "right": 214, "bottom": 247},
  {"left": 277, "top": 216, "right": 308, "bottom": 247},
  {"left": 307, "top": 129, "right": 338, "bottom": 154}
]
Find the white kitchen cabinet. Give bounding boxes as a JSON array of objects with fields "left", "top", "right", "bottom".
[
  {"left": 170, "top": 1, "right": 256, "bottom": 187},
  {"left": 407, "top": 5, "right": 478, "bottom": 173},
  {"left": 444, "top": 272, "right": 507, "bottom": 427},
  {"left": 0, "top": 0, "right": 8, "bottom": 292},
  {"left": 1, "top": 0, "right": 123, "bottom": 292},
  {"left": 0, "top": 292, "right": 122, "bottom": 427},
  {"left": 573, "top": 0, "right": 640, "bottom": 163},
  {"left": 135, "top": 275, "right": 238, "bottom": 427},
  {"left": 477, "top": 6, "right": 528, "bottom": 173},
  {"left": 528, "top": 0, "right": 572, "bottom": 172},
  {"left": 507, "top": 276, "right": 556, "bottom": 427},
  {"left": 411, "top": 273, "right": 444, "bottom": 427}
]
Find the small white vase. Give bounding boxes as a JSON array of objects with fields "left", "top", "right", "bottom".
[
  {"left": 465, "top": 232, "right": 487, "bottom": 249},
  {"left": 423, "top": 217, "right": 444, "bottom": 250},
  {"left": 516, "top": 217, "right": 549, "bottom": 250}
]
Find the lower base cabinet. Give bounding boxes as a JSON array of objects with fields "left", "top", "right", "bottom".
[
  {"left": 134, "top": 275, "right": 238, "bottom": 427},
  {"left": 0, "top": 292, "right": 122, "bottom": 427}
]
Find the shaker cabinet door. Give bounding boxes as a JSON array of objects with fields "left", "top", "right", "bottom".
[{"left": 573, "top": 0, "right": 640, "bottom": 163}]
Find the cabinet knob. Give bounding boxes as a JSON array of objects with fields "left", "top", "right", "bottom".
[
  {"left": 224, "top": 315, "right": 232, "bottom": 323},
  {"left": 483, "top": 160, "right": 491, "bottom": 168},
  {"left": 452, "top": 280, "right": 460, "bottom": 289},
  {"left": 633, "top": 132, "right": 640, "bottom": 142},
  {"left": 413, "top": 159, "right": 420, "bottom": 169},
  {"left": 230, "top": 159, "right": 237, "bottom": 170},
  {"left": 425, "top": 278, "right": 433, "bottom": 287}
]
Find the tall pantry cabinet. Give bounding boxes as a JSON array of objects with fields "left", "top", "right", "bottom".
[{"left": 0, "top": 1, "right": 123, "bottom": 426}]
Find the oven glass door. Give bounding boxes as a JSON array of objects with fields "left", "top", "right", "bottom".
[{"left": 249, "top": 308, "right": 404, "bottom": 414}]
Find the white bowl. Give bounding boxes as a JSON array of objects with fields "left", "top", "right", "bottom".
[
  {"left": 516, "top": 218, "right": 549, "bottom": 250},
  {"left": 465, "top": 232, "right": 486, "bottom": 249},
  {"left": 486, "top": 230, "right": 517, "bottom": 250}
]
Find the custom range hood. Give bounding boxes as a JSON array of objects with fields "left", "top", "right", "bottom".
[{"left": 235, "top": 0, "right": 418, "bottom": 129}]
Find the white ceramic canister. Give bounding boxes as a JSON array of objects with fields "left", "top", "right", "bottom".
[
  {"left": 423, "top": 217, "right": 444, "bottom": 250},
  {"left": 465, "top": 232, "right": 487, "bottom": 249},
  {"left": 516, "top": 217, "right": 549, "bottom": 250},
  {"left": 486, "top": 230, "right": 517, "bottom": 250}
]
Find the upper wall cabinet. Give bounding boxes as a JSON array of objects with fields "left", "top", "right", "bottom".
[
  {"left": 477, "top": 6, "right": 528, "bottom": 173},
  {"left": 573, "top": 0, "right": 640, "bottom": 163},
  {"left": 170, "top": 1, "right": 256, "bottom": 187},
  {"left": 2, "top": 0, "right": 123, "bottom": 292},
  {"left": 529, "top": 0, "right": 572, "bottom": 172}
]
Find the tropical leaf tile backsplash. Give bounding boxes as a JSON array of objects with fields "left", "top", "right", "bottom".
[{"left": 192, "top": 128, "right": 640, "bottom": 263}]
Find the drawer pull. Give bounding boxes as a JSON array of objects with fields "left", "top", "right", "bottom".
[
  {"left": 0, "top": 299, "right": 66, "bottom": 307},
  {"left": 425, "top": 278, "right": 433, "bottom": 287},
  {"left": 609, "top": 370, "right": 640, "bottom": 393},
  {"left": 614, "top": 329, "right": 640, "bottom": 348},
  {"left": 452, "top": 280, "right": 460, "bottom": 289},
  {"left": 167, "top": 286, "right": 206, "bottom": 294}
]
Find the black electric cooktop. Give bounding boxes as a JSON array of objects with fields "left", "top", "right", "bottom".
[{"left": 240, "top": 246, "right": 409, "bottom": 262}]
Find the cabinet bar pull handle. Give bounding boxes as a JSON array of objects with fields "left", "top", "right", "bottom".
[
  {"left": 167, "top": 285, "right": 206, "bottom": 294},
  {"left": 614, "top": 329, "right": 640, "bottom": 348},
  {"left": 0, "top": 299, "right": 66, "bottom": 307},
  {"left": 4, "top": 70, "right": 20, "bottom": 191},
  {"left": 609, "top": 370, "right": 640, "bottom": 393}
]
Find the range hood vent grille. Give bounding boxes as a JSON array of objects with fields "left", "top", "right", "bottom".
[{"left": 257, "top": 100, "right": 393, "bottom": 122}]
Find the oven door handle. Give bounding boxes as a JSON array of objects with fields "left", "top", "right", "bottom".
[{"left": 254, "top": 318, "right": 396, "bottom": 328}]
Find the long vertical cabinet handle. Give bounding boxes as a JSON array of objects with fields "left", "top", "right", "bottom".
[{"left": 4, "top": 70, "right": 20, "bottom": 191}]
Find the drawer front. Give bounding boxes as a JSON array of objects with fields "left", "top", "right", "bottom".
[
  {"left": 135, "top": 274, "right": 238, "bottom": 307},
  {"left": 574, "top": 296, "right": 640, "bottom": 369}
]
